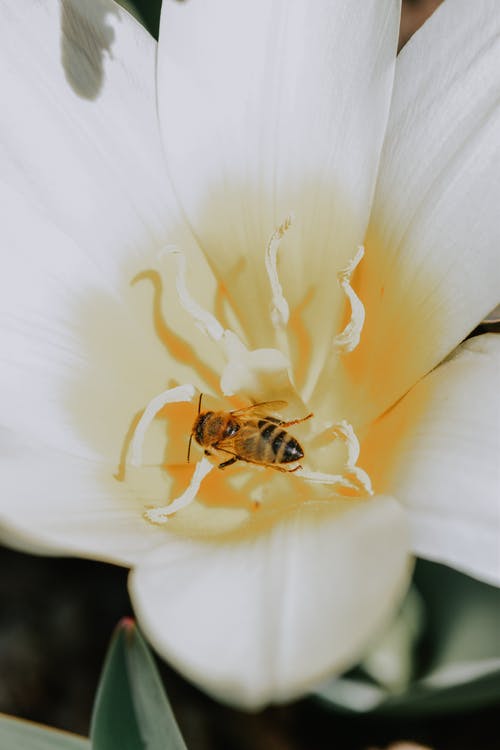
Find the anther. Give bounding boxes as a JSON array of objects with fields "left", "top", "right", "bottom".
[
  {"left": 332, "top": 420, "right": 373, "bottom": 495},
  {"left": 265, "top": 215, "right": 294, "bottom": 329},
  {"left": 333, "top": 246, "right": 366, "bottom": 354}
]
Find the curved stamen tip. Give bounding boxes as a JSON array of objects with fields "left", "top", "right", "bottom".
[
  {"left": 331, "top": 419, "right": 360, "bottom": 466},
  {"left": 333, "top": 245, "right": 366, "bottom": 354},
  {"left": 350, "top": 467, "right": 374, "bottom": 496},
  {"left": 294, "top": 467, "right": 362, "bottom": 492},
  {"left": 332, "top": 419, "right": 373, "bottom": 495},
  {"left": 265, "top": 215, "right": 294, "bottom": 328},
  {"left": 143, "top": 456, "right": 214, "bottom": 524},
  {"left": 129, "top": 383, "right": 196, "bottom": 468},
  {"left": 159, "top": 246, "right": 225, "bottom": 342},
  {"left": 297, "top": 419, "right": 373, "bottom": 496}
]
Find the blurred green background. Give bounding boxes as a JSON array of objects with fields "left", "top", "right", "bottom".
[{"left": 1, "top": 544, "right": 500, "bottom": 749}]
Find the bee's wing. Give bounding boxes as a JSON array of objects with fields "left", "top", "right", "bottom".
[
  {"left": 210, "top": 434, "right": 240, "bottom": 455},
  {"left": 230, "top": 400, "right": 288, "bottom": 418}
]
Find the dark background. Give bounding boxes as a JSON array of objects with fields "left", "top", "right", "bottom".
[{"left": 1, "top": 545, "right": 499, "bottom": 750}]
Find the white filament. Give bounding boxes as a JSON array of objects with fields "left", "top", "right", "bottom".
[
  {"left": 331, "top": 420, "right": 373, "bottom": 495},
  {"left": 144, "top": 457, "right": 214, "bottom": 524},
  {"left": 294, "top": 467, "right": 362, "bottom": 491},
  {"left": 265, "top": 215, "right": 293, "bottom": 329},
  {"left": 332, "top": 420, "right": 360, "bottom": 466},
  {"left": 160, "top": 247, "right": 225, "bottom": 341},
  {"left": 347, "top": 466, "right": 373, "bottom": 495},
  {"left": 297, "top": 419, "right": 373, "bottom": 496},
  {"left": 333, "top": 246, "right": 366, "bottom": 353},
  {"left": 129, "top": 383, "right": 196, "bottom": 467},
  {"left": 126, "top": 232, "right": 373, "bottom": 520}
]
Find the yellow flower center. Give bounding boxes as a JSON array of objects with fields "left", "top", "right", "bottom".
[{"left": 120, "top": 218, "right": 373, "bottom": 532}]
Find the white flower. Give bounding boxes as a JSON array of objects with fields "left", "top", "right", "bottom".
[{"left": 0, "top": 0, "right": 499, "bottom": 708}]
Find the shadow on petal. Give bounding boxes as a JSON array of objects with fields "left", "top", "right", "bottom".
[{"left": 60, "top": 0, "right": 119, "bottom": 100}]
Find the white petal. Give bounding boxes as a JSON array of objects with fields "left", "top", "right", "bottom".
[
  {"left": 347, "top": 0, "right": 500, "bottom": 421},
  {"left": 0, "top": 0, "right": 228, "bottom": 387},
  {"left": 0, "top": 180, "right": 203, "bottom": 464},
  {"left": 157, "top": 0, "right": 400, "bottom": 375},
  {"left": 0, "top": 0, "right": 181, "bottom": 274},
  {"left": 130, "top": 497, "right": 410, "bottom": 708},
  {"left": 0, "top": 0, "right": 270, "bottom": 565},
  {"left": 0, "top": 429, "right": 165, "bottom": 566},
  {"left": 363, "top": 334, "right": 500, "bottom": 585}
]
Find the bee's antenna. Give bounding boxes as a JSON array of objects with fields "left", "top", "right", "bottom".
[{"left": 187, "top": 393, "right": 204, "bottom": 463}]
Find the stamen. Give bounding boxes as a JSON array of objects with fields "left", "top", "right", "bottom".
[
  {"left": 296, "top": 419, "right": 373, "bottom": 496},
  {"left": 333, "top": 246, "right": 365, "bottom": 353},
  {"left": 155, "top": 242, "right": 304, "bottom": 411},
  {"left": 129, "top": 231, "right": 373, "bottom": 518},
  {"left": 129, "top": 383, "right": 196, "bottom": 467},
  {"left": 331, "top": 420, "right": 373, "bottom": 495},
  {"left": 160, "top": 247, "right": 225, "bottom": 342},
  {"left": 294, "top": 467, "right": 362, "bottom": 492},
  {"left": 332, "top": 420, "right": 361, "bottom": 466},
  {"left": 265, "top": 215, "right": 293, "bottom": 329},
  {"left": 144, "top": 456, "right": 214, "bottom": 524},
  {"left": 160, "top": 248, "right": 252, "bottom": 368}
]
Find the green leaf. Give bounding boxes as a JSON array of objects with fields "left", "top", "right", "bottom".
[
  {"left": 115, "top": 0, "right": 162, "bottom": 39},
  {"left": 315, "top": 560, "right": 500, "bottom": 715},
  {"left": 0, "top": 714, "right": 89, "bottom": 750},
  {"left": 90, "top": 619, "right": 187, "bottom": 750}
]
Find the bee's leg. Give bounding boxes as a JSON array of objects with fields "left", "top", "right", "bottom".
[
  {"left": 218, "top": 456, "right": 239, "bottom": 469},
  {"left": 278, "top": 413, "right": 313, "bottom": 428}
]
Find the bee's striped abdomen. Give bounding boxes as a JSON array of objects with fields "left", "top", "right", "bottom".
[{"left": 253, "top": 419, "right": 304, "bottom": 464}]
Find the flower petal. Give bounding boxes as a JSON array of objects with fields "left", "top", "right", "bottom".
[
  {"left": 130, "top": 497, "right": 411, "bottom": 708},
  {"left": 362, "top": 334, "right": 500, "bottom": 585},
  {"left": 0, "top": 180, "right": 202, "bottom": 463},
  {"left": 0, "top": 0, "right": 227, "bottom": 390},
  {"left": 157, "top": 0, "right": 400, "bottom": 377},
  {"left": 346, "top": 0, "right": 500, "bottom": 421},
  {"left": 0, "top": 2, "right": 226, "bottom": 561},
  {"left": 0, "top": 3, "right": 231, "bottom": 465},
  {"left": 0, "top": 0, "right": 181, "bottom": 271},
  {"left": 0, "top": 189, "right": 221, "bottom": 565},
  {"left": 0, "top": 428, "right": 167, "bottom": 565}
]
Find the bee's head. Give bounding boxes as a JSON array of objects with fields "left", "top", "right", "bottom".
[{"left": 192, "top": 411, "right": 214, "bottom": 446}]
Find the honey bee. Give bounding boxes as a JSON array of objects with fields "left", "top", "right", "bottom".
[{"left": 188, "top": 395, "right": 313, "bottom": 472}]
